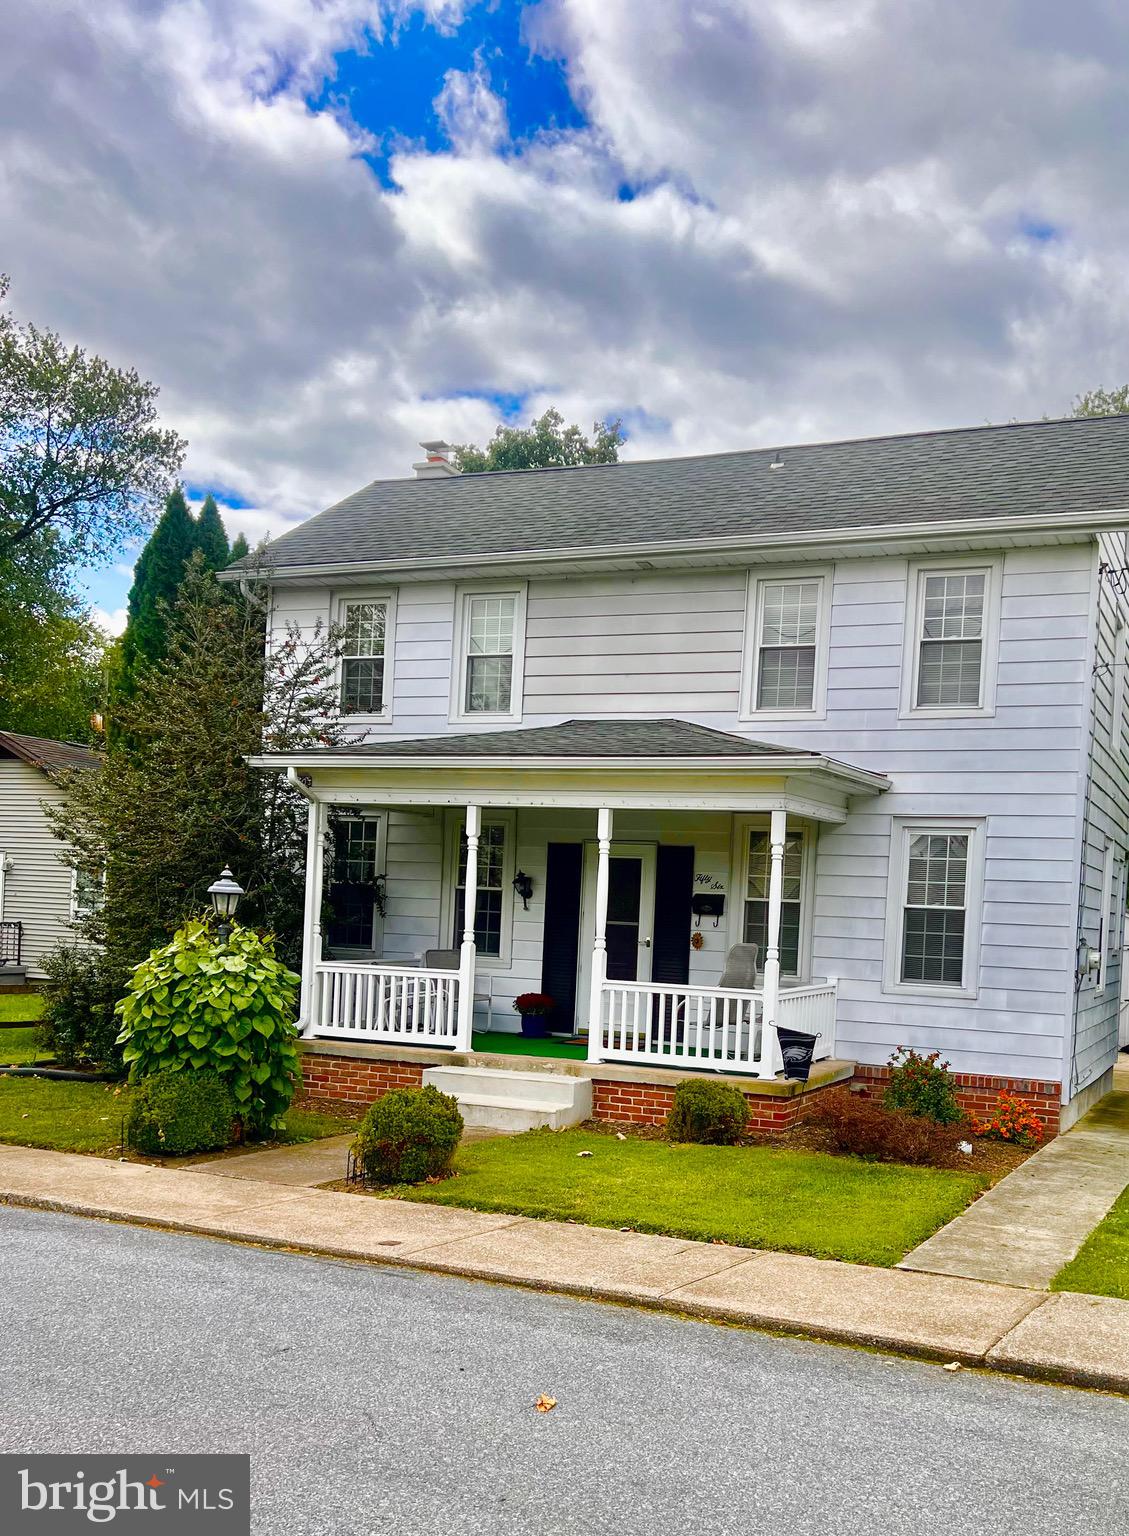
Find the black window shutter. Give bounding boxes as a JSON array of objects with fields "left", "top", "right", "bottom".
[
  {"left": 651, "top": 844, "right": 693, "bottom": 986},
  {"left": 540, "top": 843, "right": 584, "bottom": 1032}
]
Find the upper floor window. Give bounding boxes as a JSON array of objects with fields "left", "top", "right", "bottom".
[
  {"left": 884, "top": 820, "right": 984, "bottom": 998},
  {"left": 740, "top": 569, "right": 830, "bottom": 719},
  {"left": 451, "top": 584, "right": 527, "bottom": 722},
  {"left": 901, "top": 559, "right": 1000, "bottom": 718},
  {"left": 340, "top": 596, "right": 394, "bottom": 716}
]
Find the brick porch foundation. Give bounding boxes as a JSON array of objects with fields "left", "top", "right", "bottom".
[
  {"left": 853, "top": 1064, "right": 1062, "bottom": 1137},
  {"left": 299, "top": 1041, "right": 1064, "bottom": 1136}
]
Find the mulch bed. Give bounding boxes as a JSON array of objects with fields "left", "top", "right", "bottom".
[{"left": 576, "top": 1115, "right": 1034, "bottom": 1182}]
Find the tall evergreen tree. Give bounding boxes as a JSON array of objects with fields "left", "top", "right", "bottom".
[
  {"left": 229, "top": 532, "right": 250, "bottom": 563},
  {"left": 119, "top": 485, "right": 195, "bottom": 679},
  {"left": 195, "top": 493, "right": 230, "bottom": 569}
]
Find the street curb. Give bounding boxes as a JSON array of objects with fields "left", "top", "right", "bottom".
[{"left": 2, "top": 1187, "right": 1119, "bottom": 1394}]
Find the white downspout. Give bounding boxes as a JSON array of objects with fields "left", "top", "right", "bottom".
[{"left": 586, "top": 808, "right": 614, "bottom": 1063}]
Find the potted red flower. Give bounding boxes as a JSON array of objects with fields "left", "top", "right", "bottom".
[{"left": 513, "top": 992, "right": 555, "bottom": 1039}]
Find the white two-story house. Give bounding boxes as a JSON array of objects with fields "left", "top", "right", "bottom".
[{"left": 232, "top": 416, "right": 1129, "bottom": 1135}]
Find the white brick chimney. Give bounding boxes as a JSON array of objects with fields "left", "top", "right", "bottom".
[{"left": 412, "top": 440, "right": 458, "bottom": 478}]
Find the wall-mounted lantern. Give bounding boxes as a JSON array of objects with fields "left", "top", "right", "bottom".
[{"left": 512, "top": 870, "right": 534, "bottom": 910}]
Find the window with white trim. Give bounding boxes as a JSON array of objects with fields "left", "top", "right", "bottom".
[
  {"left": 451, "top": 585, "right": 526, "bottom": 721},
  {"left": 885, "top": 821, "right": 984, "bottom": 996},
  {"left": 903, "top": 561, "right": 999, "bottom": 716},
  {"left": 71, "top": 866, "right": 104, "bottom": 921},
  {"left": 916, "top": 572, "right": 985, "bottom": 707},
  {"left": 742, "top": 571, "right": 829, "bottom": 718},
  {"left": 453, "top": 819, "right": 511, "bottom": 958},
  {"left": 900, "top": 832, "right": 969, "bottom": 985},
  {"left": 340, "top": 599, "right": 390, "bottom": 715},
  {"left": 743, "top": 826, "right": 806, "bottom": 975}
]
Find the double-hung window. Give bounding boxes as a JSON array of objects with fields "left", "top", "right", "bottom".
[
  {"left": 71, "top": 867, "right": 104, "bottom": 922},
  {"left": 886, "top": 821, "right": 983, "bottom": 996},
  {"left": 340, "top": 597, "right": 392, "bottom": 716},
  {"left": 741, "top": 824, "right": 807, "bottom": 976},
  {"left": 742, "top": 570, "right": 829, "bottom": 718},
  {"left": 451, "top": 585, "right": 526, "bottom": 721},
  {"left": 452, "top": 819, "right": 511, "bottom": 958},
  {"left": 903, "top": 560, "right": 999, "bottom": 716}
]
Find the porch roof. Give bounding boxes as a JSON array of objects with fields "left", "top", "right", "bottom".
[{"left": 253, "top": 718, "right": 889, "bottom": 819}]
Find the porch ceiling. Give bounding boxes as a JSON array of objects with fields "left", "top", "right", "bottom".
[{"left": 252, "top": 718, "right": 889, "bottom": 821}]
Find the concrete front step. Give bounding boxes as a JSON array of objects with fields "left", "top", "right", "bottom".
[{"left": 422, "top": 1064, "right": 593, "bottom": 1132}]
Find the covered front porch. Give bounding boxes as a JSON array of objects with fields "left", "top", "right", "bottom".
[{"left": 254, "top": 720, "right": 889, "bottom": 1083}]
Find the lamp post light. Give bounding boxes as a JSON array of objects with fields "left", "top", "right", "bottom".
[{"left": 207, "top": 867, "right": 244, "bottom": 944}]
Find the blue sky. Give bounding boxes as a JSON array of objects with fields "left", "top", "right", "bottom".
[{"left": 4, "top": 0, "right": 1127, "bottom": 632}]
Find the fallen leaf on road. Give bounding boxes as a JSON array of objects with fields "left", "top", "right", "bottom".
[
  {"left": 534, "top": 1395, "right": 557, "bottom": 1413},
  {"left": 943, "top": 1362, "right": 962, "bottom": 1372}
]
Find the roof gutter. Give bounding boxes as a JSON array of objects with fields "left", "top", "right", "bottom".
[
  {"left": 217, "top": 506, "right": 1129, "bottom": 586},
  {"left": 257, "top": 751, "right": 890, "bottom": 794}
]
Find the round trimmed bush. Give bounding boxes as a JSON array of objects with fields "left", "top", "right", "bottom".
[
  {"left": 666, "top": 1079, "right": 750, "bottom": 1144},
  {"left": 126, "top": 1069, "right": 236, "bottom": 1156},
  {"left": 353, "top": 1085, "right": 463, "bottom": 1185}
]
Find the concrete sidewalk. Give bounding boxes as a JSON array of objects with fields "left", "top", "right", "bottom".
[
  {"left": 900, "top": 1091, "right": 1129, "bottom": 1288},
  {"left": 2, "top": 1144, "right": 1129, "bottom": 1394}
]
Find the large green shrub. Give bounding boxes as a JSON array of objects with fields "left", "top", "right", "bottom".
[
  {"left": 116, "top": 918, "right": 301, "bottom": 1137},
  {"left": 353, "top": 1085, "right": 463, "bottom": 1185},
  {"left": 666, "top": 1079, "right": 749, "bottom": 1145},
  {"left": 38, "top": 944, "right": 128, "bottom": 1070},
  {"left": 883, "top": 1046, "right": 965, "bottom": 1126},
  {"left": 126, "top": 1068, "right": 235, "bottom": 1156}
]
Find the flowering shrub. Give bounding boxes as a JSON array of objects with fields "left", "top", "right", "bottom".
[
  {"left": 884, "top": 1046, "right": 965, "bottom": 1126},
  {"left": 974, "top": 1092, "right": 1045, "bottom": 1148},
  {"left": 513, "top": 992, "right": 555, "bottom": 1017}
]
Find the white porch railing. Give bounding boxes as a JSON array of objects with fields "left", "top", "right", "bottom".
[
  {"left": 593, "top": 978, "right": 837, "bottom": 1079},
  {"left": 312, "top": 962, "right": 461, "bottom": 1045}
]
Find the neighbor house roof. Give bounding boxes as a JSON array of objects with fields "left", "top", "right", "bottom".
[
  {"left": 225, "top": 413, "right": 1129, "bottom": 578},
  {"left": 0, "top": 731, "right": 100, "bottom": 773},
  {"left": 251, "top": 717, "right": 891, "bottom": 792}
]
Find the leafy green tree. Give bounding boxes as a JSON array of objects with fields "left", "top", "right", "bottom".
[
  {"left": 1073, "top": 386, "right": 1129, "bottom": 418},
  {"left": 119, "top": 486, "right": 196, "bottom": 679},
  {"left": 229, "top": 532, "right": 250, "bottom": 563},
  {"left": 0, "top": 532, "right": 106, "bottom": 740},
  {"left": 195, "top": 493, "right": 230, "bottom": 569},
  {"left": 48, "top": 558, "right": 345, "bottom": 977},
  {"left": 455, "top": 407, "right": 624, "bottom": 473},
  {"left": 0, "top": 274, "right": 184, "bottom": 565}
]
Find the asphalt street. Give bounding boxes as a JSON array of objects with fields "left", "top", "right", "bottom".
[{"left": 1, "top": 1206, "right": 1128, "bottom": 1536}]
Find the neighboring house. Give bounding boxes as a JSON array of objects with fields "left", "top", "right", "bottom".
[
  {"left": 228, "top": 417, "right": 1129, "bottom": 1135},
  {"left": 0, "top": 732, "right": 100, "bottom": 985}
]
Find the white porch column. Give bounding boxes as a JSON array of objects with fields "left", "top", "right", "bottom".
[
  {"left": 455, "top": 804, "right": 481, "bottom": 1051},
  {"left": 757, "top": 807, "right": 787, "bottom": 1075},
  {"left": 586, "top": 808, "right": 614, "bottom": 1063},
  {"left": 299, "top": 796, "right": 328, "bottom": 1038}
]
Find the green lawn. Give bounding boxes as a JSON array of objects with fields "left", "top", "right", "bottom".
[
  {"left": 1053, "top": 1183, "right": 1129, "bottom": 1299},
  {"left": 0, "top": 1075, "right": 356, "bottom": 1157},
  {"left": 0, "top": 993, "right": 43, "bottom": 1023},
  {"left": 386, "top": 1128, "right": 987, "bottom": 1267},
  {"left": 0, "top": 1027, "right": 46, "bottom": 1066}
]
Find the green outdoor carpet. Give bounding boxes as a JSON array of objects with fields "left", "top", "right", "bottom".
[{"left": 471, "top": 1030, "right": 587, "bottom": 1061}]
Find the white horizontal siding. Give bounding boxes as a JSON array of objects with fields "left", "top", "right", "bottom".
[
  {"left": 274, "top": 542, "right": 1097, "bottom": 1084},
  {"left": 0, "top": 761, "right": 79, "bottom": 976}
]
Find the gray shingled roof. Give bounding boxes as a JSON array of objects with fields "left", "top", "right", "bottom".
[
  {"left": 0, "top": 731, "right": 100, "bottom": 772},
  {"left": 233, "top": 414, "right": 1129, "bottom": 574},
  {"left": 285, "top": 719, "right": 814, "bottom": 760}
]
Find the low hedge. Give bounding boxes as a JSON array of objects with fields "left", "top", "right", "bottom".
[
  {"left": 353, "top": 1085, "right": 463, "bottom": 1185},
  {"left": 666, "top": 1079, "right": 749, "bottom": 1145},
  {"left": 126, "top": 1068, "right": 236, "bottom": 1156}
]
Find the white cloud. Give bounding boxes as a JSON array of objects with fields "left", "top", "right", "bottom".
[
  {"left": 92, "top": 606, "right": 129, "bottom": 638},
  {"left": 2, "top": 0, "right": 1129, "bottom": 607}
]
